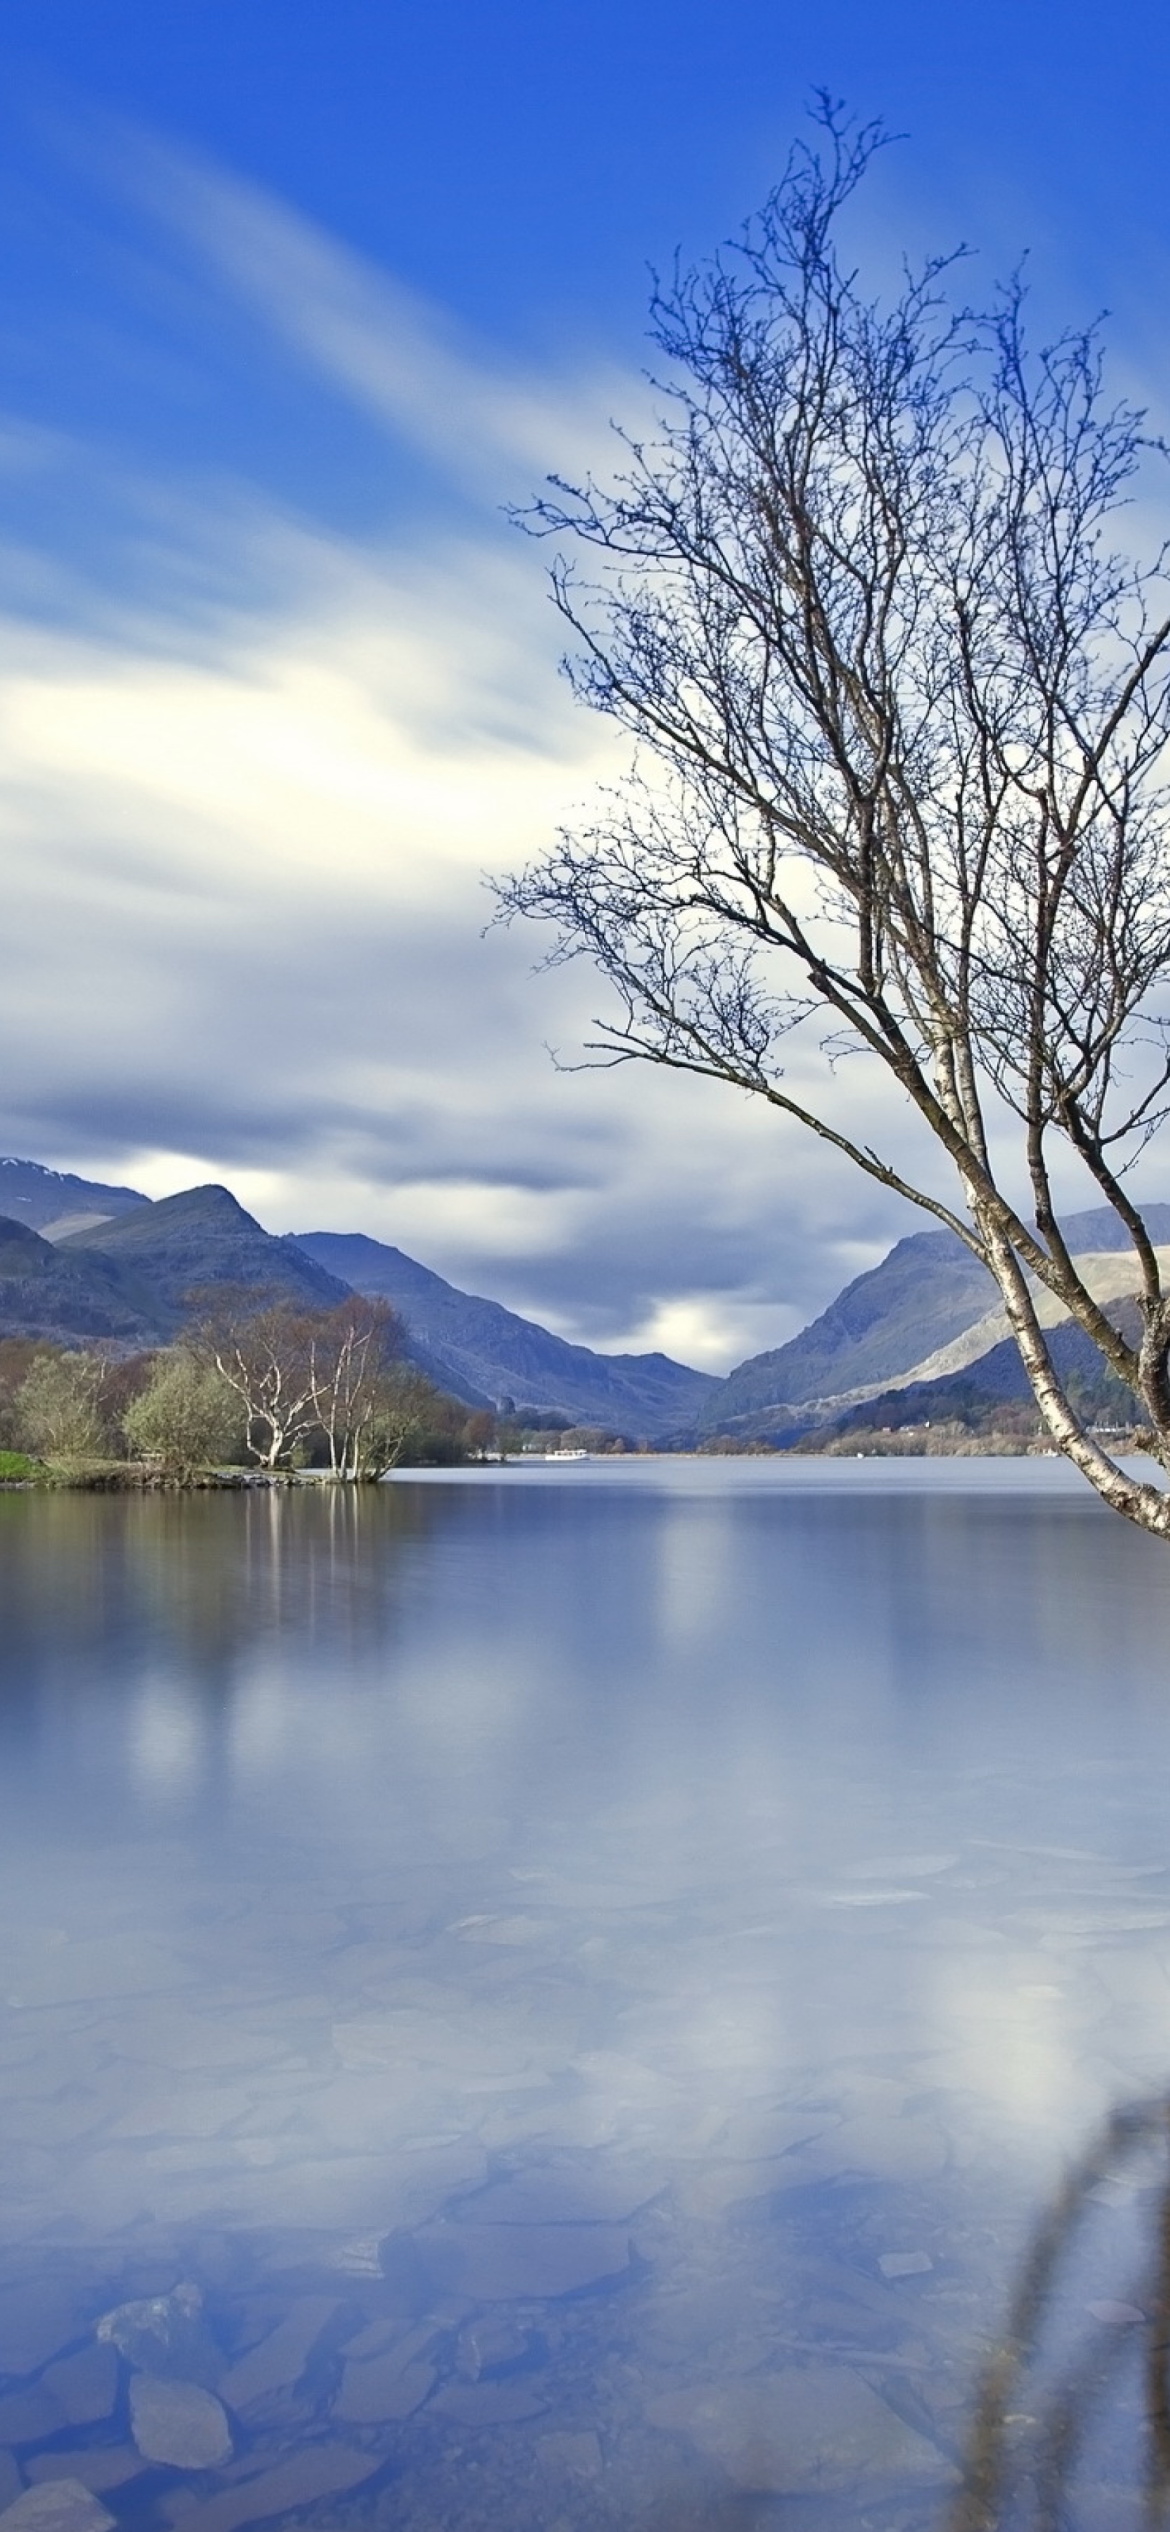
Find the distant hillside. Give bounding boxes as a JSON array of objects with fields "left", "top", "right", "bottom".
[
  {"left": 0, "top": 1216, "right": 163, "bottom": 1343},
  {"left": 6, "top": 1151, "right": 1161, "bottom": 1448},
  {"left": 60, "top": 1186, "right": 353, "bottom": 1332},
  {"left": 0, "top": 1168, "right": 709, "bottom": 1435},
  {"left": 0, "top": 1157, "right": 148, "bottom": 1239},
  {"left": 701, "top": 1205, "right": 1170, "bottom": 1442},
  {"left": 296, "top": 1230, "right": 718, "bottom": 1437},
  {"left": 702, "top": 1230, "right": 996, "bottom": 1429},
  {"left": 808, "top": 1306, "right": 1141, "bottom": 1447}
]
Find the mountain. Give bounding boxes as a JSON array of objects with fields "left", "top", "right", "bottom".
[
  {"left": 58, "top": 1185, "right": 353, "bottom": 1332},
  {"left": 295, "top": 1230, "right": 718, "bottom": 1437},
  {"left": 700, "top": 1229, "right": 997, "bottom": 1432},
  {"left": 0, "top": 1216, "right": 165, "bottom": 1344},
  {"left": 0, "top": 1158, "right": 149, "bottom": 1240},
  {"left": 0, "top": 1166, "right": 711, "bottom": 1435},
  {"left": 6, "top": 1150, "right": 1158, "bottom": 1448},
  {"left": 700, "top": 1205, "right": 1170, "bottom": 1442},
  {"left": 813, "top": 1313, "right": 1139, "bottom": 1446}
]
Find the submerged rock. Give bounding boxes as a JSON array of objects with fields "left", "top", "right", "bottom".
[
  {"left": 215, "top": 2300, "right": 339, "bottom": 2416},
  {"left": 128, "top": 2376, "right": 232, "bottom": 2469},
  {"left": 420, "top": 2220, "right": 633, "bottom": 2300},
  {"left": 333, "top": 2353, "right": 436, "bottom": 2424},
  {"left": 454, "top": 2317, "right": 537, "bottom": 2380},
  {"left": 0, "top": 2482, "right": 115, "bottom": 2532},
  {"left": 175, "top": 2442, "right": 381, "bottom": 2532},
  {"left": 878, "top": 2252, "right": 934, "bottom": 2280},
  {"left": 39, "top": 2350, "right": 118, "bottom": 2430},
  {"left": 429, "top": 2379, "right": 548, "bottom": 2424},
  {"left": 0, "top": 2392, "right": 63, "bottom": 2447},
  {"left": 537, "top": 2430, "right": 603, "bottom": 2481},
  {"left": 647, "top": 2365, "right": 958, "bottom": 2495},
  {"left": 96, "top": 2283, "right": 219, "bottom": 2386},
  {"left": 0, "top": 2288, "right": 85, "bottom": 2380},
  {"left": 25, "top": 2454, "right": 145, "bottom": 2495}
]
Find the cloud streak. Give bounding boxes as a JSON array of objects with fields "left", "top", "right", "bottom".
[
  {"left": 0, "top": 122, "right": 939, "bottom": 1370},
  {"left": 123, "top": 130, "right": 633, "bottom": 501}
]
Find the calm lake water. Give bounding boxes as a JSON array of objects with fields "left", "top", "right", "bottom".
[{"left": 2, "top": 1458, "right": 1170, "bottom": 2532}]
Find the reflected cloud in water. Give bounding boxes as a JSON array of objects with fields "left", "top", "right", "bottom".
[{"left": 0, "top": 1464, "right": 1167, "bottom": 2525}]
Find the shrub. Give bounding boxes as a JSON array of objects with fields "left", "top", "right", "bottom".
[
  {"left": 123, "top": 1351, "right": 240, "bottom": 1479},
  {"left": 14, "top": 1352, "right": 109, "bottom": 1460}
]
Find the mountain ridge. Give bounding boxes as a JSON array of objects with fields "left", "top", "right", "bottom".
[
  {"left": 4, "top": 1159, "right": 1168, "bottom": 1445},
  {"left": 700, "top": 1204, "right": 1170, "bottom": 1441},
  {"left": 0, "top": 1162, "right": 713, "bottom": 1437},
  {"left": 294, "top": 1230, "right": 718, "bottom": 1433}
]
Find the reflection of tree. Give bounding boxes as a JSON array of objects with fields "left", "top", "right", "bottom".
[
  {"left": 950, "top": 2096, "right": 1170, "bottom": 2528},
  {"left": 0, "top": 1485, "right": 448, "bottom": 1747}
]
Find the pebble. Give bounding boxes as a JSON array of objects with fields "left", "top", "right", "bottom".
[{"left": 129, "top": 2377, "right": 233, "bottom": 2469}]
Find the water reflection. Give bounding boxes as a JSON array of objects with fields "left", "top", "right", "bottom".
[{"left": 0, "top": 1465, "right": 1168, "bottom": 2527}]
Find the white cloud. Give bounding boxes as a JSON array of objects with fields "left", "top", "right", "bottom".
[{"left": 0, "top": 128, "right": 948, "bottom": 1371}]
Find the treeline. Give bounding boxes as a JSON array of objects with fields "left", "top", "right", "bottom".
[{"left": 0, "top": 1292, "right": 500, "bottom": 1484}]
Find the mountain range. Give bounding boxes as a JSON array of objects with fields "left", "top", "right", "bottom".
[
  {"left": 0, "top": 1163, "right": 716, "bottom": 1439},
  {"left": 696, "top": 1205, "right": 1170, "bottom": 1443},
  {"left": 0, "top": 1157, "right": 1160, "bottom": 1443}
]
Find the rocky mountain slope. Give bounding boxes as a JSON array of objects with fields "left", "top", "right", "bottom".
[
  {"left": 701, "top": 1205, "right": 1170, "bottom": 1442},
  {"left": 0, "top": 1215, "right": 163, "bottom": 1344},
  {"left": 296, "top": 1231, "right": 718, "bottom": 1433},
  {"left": 57, "top": 1185, "right": 353, "bottom": 1333},
  {"left": 0, "top": 1157, "right": 149, "bottom": 1240},
  {"left": 701, "top": 1230, "right": 997, "bottom": 1431}
]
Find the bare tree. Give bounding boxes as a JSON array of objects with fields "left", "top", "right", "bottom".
[
  {"left": 186, "top": 1291, "right": 412, "bottom": 1478},
  {"left": 187, "top": 1295, "right": 323, "bottom": 1473},
  {"left": 310, "top": 1298, "right": 406, "bottom": 1479},
  {"left": 499, "top": 104, "right": 1170, "bottom": 1536}
]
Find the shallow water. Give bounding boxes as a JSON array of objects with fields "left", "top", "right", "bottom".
[{"left": 1, "top": 1460, "right": 1170, "bottom": 2529}]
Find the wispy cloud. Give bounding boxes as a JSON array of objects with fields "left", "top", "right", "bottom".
[
  {"left": 120, "top": 129, "right": 633, "bottom": 500},
  {"left": 0, "top": 122, "right": 925, "bottom": 1370}
]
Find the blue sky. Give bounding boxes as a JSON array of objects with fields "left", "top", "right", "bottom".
[{"left": 1, "top": 1, "right": 1168, "bottom": 1368}]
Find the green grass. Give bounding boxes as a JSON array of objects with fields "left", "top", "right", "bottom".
[{"left": 0, "top": 1450, "right": 44, "bottom": 1479}]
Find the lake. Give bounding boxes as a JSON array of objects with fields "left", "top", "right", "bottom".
[{"left": 1, "top": 1458, "right": 1170, "bottom": 2532}]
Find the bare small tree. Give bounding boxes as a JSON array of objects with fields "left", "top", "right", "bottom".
[
  {"left": 187, "top": 1294, "right": 323, "bottom": 1473},
  {"left": 310, "top": 1297, "right": 406, "bottom": 1479},
  {"left": 499, "top": 105, "right": 1170, "bottom": 1536}
]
